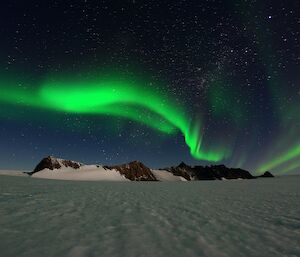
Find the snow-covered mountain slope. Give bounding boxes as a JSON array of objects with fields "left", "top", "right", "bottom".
[
  {"left": 23, "top": 156, "right": 127, "bottom": 181},
  {"left": 28, "top": 157, "right": 186, "bottom": 182},
  {"left": 31, "top": 167, "right": 187, "bottom": 182},
  {"left": 31, "top": 156, "right": 83, "bottom": 174},
  {"left": 151, "top": 169, "right": 187, "bottom": 181},
  {"left": 31, "top": 165, "right": 129, "bottom": 181},
  {"left": 105, "top": 161, "right": 158, "bottom": 181}
]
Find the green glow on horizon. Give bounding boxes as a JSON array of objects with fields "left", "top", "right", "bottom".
[
  {"left": 0, "top": 75, "right": 229, "bottom": 162},
  {"left": 279, "top": 162, "right": 300, "bottom": 174},
  {"left": 233, "top": 1, "right": 300, "bottom": 175},
  {"left": 258, "top": 143, "right": 300, "bottom": 173}
]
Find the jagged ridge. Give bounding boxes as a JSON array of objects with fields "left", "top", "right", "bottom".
[
  {"left": 29, "top": 157, "right": 274, "bottom": 181},
  {"left": 164, "top": 162, "right": 254, "bottom": 180},
  {"left": 29, "top": 156, "right": 82, "bottom": 175},
  {"left": 104, "top": 161, "right": 158, "bottom": 181}
]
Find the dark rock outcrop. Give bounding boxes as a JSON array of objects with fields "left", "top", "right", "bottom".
[
  {"left": 166, "top": 163, "right": 255, "bottom": 180},
  {"left": 105, "top": 161, "right": 157, "bottom": 181},
  {"left": 29, "top": 156, "right": 82, "bottom": 175},
  {"left": 164, "top": 162, "right": 194, "bottom": 181},
  {"left": 258, "top": 171, "right": 274, "bottom": 178}
]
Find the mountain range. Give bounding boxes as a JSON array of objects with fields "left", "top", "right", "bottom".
[{"left": 26, "top": 156, "right": 274, "bottom": 181}]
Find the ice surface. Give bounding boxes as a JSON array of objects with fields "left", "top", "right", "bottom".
[
  {"left": 0, "top": 175, "right": 299, "bottom": 257},
  {"left": 0, "top": 170, "right": 28, "bottom": 176}
]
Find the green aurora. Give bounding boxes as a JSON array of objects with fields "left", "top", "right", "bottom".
[
  {"left": 230, "top": 1, "right": 300, "bottom": 174},
  {"left": 1, "top": 72, "right": 298, "bottom": 173},
  {"left": 258, "top": 143, "right": 300, "bottom": 173},
  {"left": 0, "top": 75, "right": 229, "bottom": 162}
]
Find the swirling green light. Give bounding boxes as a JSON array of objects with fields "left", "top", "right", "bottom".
[{"left": 0, "top": 75, "right": 229, "bottom": 162}]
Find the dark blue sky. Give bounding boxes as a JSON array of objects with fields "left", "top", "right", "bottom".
[{"left": 0, "top": 0, "right": 299, "bottom": 173}]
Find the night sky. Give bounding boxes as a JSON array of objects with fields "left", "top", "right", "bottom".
[{"left": 0, "top": 0, "right": 299, "bottom": 174}]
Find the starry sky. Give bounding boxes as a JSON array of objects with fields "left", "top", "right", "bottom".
[{"left": 0, "top": 0, "right": 299, "bottom": 174}]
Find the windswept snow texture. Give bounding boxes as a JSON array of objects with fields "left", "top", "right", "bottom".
[{"left": 0, "top": 176, "right": 299, "bottom": 257}]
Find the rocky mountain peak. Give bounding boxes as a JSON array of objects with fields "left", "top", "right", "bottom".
[
  {"left": 177, "top": 162, "right": 190, "bottom": 169},
  {"left": 30, "top": 156, "right": 82, "bottom": 174},
  {"left": 259, "top": 171, "right": 274, "bottom": 177},
  {"left": 105, "top": 161, "right": 157, "bottom": 181}
]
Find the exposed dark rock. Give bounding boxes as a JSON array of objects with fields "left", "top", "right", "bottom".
[
  {"left": 178, "top": 162, "right": 190, "bottom": 169},
  {"left": 166, "top": 163, "right": 254, "bottom": 180},
  {"left": 164, "top": 162, "right": 194, "bottom": 181},
  {"left": 193, "top": 166, "right": 217, "bottom": 180},
  {"left": 30, "top": 156, "right": 82, "bottom": 175},
  {"left": 209, "top": 165, "right": 254, "bottom": 180},
  {"left": 258, "top": 171, "right": 274, "bottom": 178},
  {"left": 105, "top": 161, "right": 158, "bottom": 181},
  {"left": 61, "top": 159, "right": 81, "bottom": 169}
]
